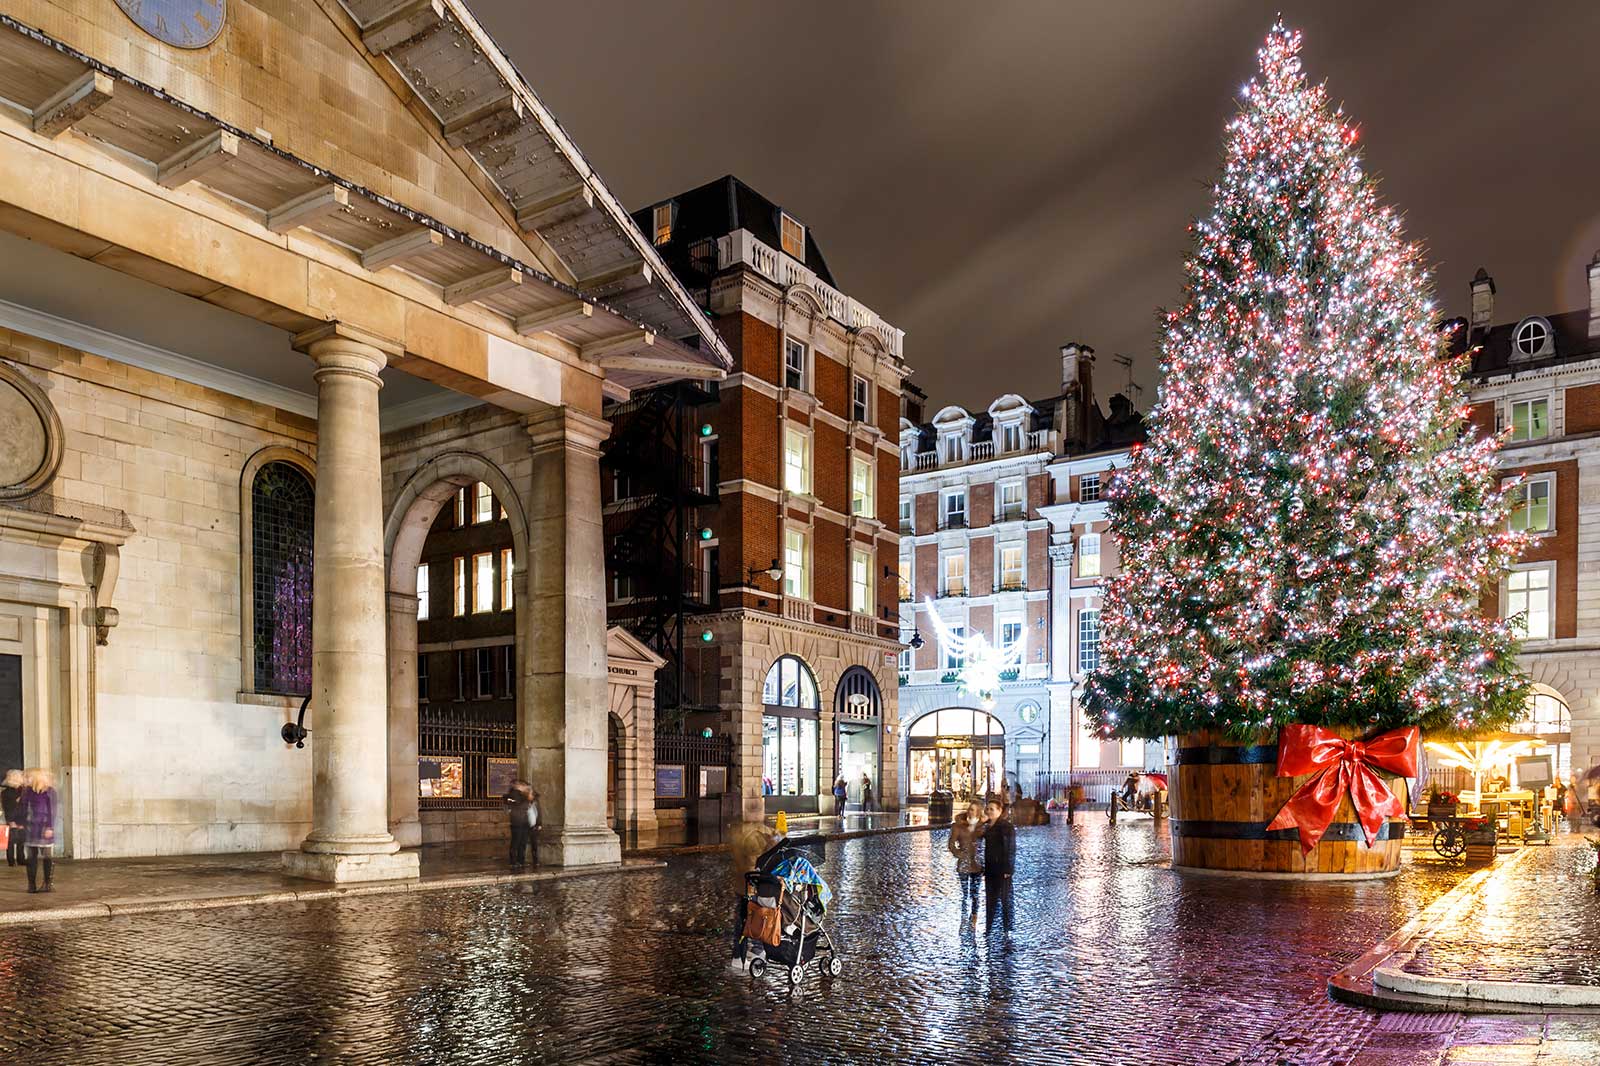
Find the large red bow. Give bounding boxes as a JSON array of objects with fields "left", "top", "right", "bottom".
[{"left": 1265, "top": 724, "right": 1418, "bottom": 854}]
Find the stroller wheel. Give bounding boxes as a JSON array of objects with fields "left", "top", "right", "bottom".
[
  {"left": 826, "top": 955, "right": 842, "bottom": 978},
  {"left": 787, "top": 965, "right": 803, "bottom": 987},
  {"left": 748, "top": 957, "right": 766, "bottom": 979}
]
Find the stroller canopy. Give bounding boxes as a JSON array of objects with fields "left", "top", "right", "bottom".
[{"left": 772, "top": 853, "right": 832, "bottom": 910}]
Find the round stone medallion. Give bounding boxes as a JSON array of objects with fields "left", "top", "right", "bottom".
[{"left": 0, "top": 364, "right": 63, "bottom": 500}]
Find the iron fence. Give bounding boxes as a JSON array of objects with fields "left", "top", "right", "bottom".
[
  {"left": 1031, "top": 769, "right": 1137, "bottom": 806},
  {"left": 419, "top": 704, "right": 517, "bottom": 810},
  {"left": 654, "top": 731, "right": 733, "bottom": 809}
]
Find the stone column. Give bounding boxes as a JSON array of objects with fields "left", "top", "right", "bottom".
[
  {"left": 386, "top": 591, "right": 422, "bottom": 848},
  {"left": 284, "top": 324, "right": 419, "bottom": 882},
  {"left": 523, "top": 406, "right": 620, "bottom": 866},
  {"left": 1046, "top": 541, "right": 1075, "bottom": 773}
]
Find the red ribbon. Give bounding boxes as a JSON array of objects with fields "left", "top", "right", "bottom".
[{"left": 1265, "top": 724, "right": 1418, "bottom": 853}]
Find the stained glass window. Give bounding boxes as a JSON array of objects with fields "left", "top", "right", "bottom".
[{"left": 252, "top": 462, "right": 313, "bottom": 695}]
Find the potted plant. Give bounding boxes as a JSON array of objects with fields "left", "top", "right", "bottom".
[
  {"left": 1427, "top": 788, "right": 1460, "bottom": 823},
  {"left": 1079, "top": 24, "right": 1529, "bottom": 878}
]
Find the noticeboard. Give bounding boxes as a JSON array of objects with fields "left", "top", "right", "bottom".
[
  {"left": 487, "top": 757, "right": 519, "bottom": 799},
  {"left": 655, "top": 764, "right": 686, "bottom": 800},
  {"left": 1515, "top": 754, "right": 1553, "bottom": 791},
  {"left": 700, "top": 766, "right": 727, "bottom": 798},
  {"left": 418, "top": 756, "right": 463, "bottom": 798}
]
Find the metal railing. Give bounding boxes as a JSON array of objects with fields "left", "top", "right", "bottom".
[
  {"left": 1032, "top": 769, "right": 1140, "bottom": 806},
  {"left": 419, "top": 705, "right": 517, "bottom": 810},
  {"left": 654, "top": 732, "right": 734, "bottom": 809}
]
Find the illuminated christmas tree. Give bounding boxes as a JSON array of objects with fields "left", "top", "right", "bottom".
[{"left": 1083, "top": 24, "right": 1527, "bottom": 741}]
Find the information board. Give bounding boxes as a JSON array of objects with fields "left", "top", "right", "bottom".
[
  {"left": 655, "top": 764, "right": 686, "bottom": 799},
  {"left": 418, "top": 756, "right": 463, "bottom": 798},
  {"left": 487, "top": 757, "right": 519, "bottom": 799}
]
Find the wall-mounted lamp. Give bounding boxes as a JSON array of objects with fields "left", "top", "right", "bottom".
[
  {"left": 747, "top": 558, "right": 783, "bottom": 586},
  {"left": 908, "top": 629, "right": 925, "bottom": 650}
]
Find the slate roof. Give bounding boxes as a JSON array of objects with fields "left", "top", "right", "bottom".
[
  {"left": 631, "top": 175, "right": 838, "bottom": 288},
  {"left": 1449, "top": 307, "right": 1600, "bottom": 379}
]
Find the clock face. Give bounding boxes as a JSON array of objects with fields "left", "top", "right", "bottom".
[
  {"left": 1018, "top": 704, "right": 1039, "bottom": 724},
  {"left": 114, "top": 0, "right": 226, "bottom": 49}
]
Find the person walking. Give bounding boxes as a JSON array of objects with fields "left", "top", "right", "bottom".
[
  {"left": 982, "top": 799, "right": 1016, "bottom": 937},
  {"left": 860, "top": 773, "right": 875, "bottom": 814},
  {"left": 832, "top": 776, "right": 849, "bottom": 823},
  {"left": 20, "top": 769, "right": 57, "bottom": 893},
  {"left": 1, "top": 770, "right": 24, "bottom": 868},
  {"left": 502, "top": 779, "right": 538, "bottom": 869},
  {"left": 947, "top": 802, "right": 984, "bottom": 924}
]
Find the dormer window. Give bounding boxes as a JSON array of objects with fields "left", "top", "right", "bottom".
[
  {"left": 942, "top": 436, "right": 963, "bottom": 464},
  {"left": 652, "top": 203, "right": 674, "bottom": 246},
  {"left": 780, "top": 212, "right": 806, "bottom": 259},
  {"left": 1512, "top": 317, "right": 1554, "bottom": 360},
  {"left": 1000, "top": 423, "right": 1022, "bottom": 453}
]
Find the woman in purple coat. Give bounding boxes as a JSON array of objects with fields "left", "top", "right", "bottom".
[{"left": 20, "top": 769, "right": 58, "bottom": 893}]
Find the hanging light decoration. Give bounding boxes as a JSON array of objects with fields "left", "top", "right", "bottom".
[{"left": 921, "top": 598, "right": 1025, "bottom": 709}]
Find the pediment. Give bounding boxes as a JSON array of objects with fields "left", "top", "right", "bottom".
[{"left": 606, "top": 626, "right": 666, "bottom": 670}]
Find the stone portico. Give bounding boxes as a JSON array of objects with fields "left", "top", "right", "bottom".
[{"left": 0, "top": 0, "right": 728, "bottom": 879}]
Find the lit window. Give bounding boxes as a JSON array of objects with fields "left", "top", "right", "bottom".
[
  {"left": 899, "top": 497, "right": 913, "bottom": 532},
  {"left": 1001, "top": 423, "right": 1021, "bottom": 453},
  {"left": 1120, "top": 737, "right": 1143, "bottom": 768},
  {"left": 500, "top": 548, "right": 514, "bottom": 611},
  {"left": 1080, "top": 473, "right": 1101, "bottom": 502},
  {"left": 1001, "top": 621, "right": 1023, "bottom": 655},
  {"left": 473, "top": 552, "right": 494, "bottom": 613},
  {"left": 1508, "top": 477, "right": 1552, "bottom": 534},
  {"left": 477, "top": 646, "right": 495, "bottom": 698},
  {"left": 417, "top": 654, "right": 429, "bottom": 702},
  {"left": 780, "top": 212, "right": 806, "bottom": 258},
  {"left": 473, "top": 482, "right": 493, "bottom": 524},
  {"left": 1000, "top": 546, "right": 1023, "bottom": 590},
  {"left": 784, "top": 338, "right": 807, "bottom": 390},
  {"left": 784, "top": 528, "right": 810, "bottom": 599},
  {"left": 453, "top": 556, "right": 467, "bottom": 617},
  {"left": 652, "top": 202, "right": 673, "bottom": 246},
  {"left": 851, "top": 549, "right": 873, "bottom": 615},
  {"left": 944, "top": 626, "right": 966, "bottom": 670},
  {"left": 898, "top": 559, "right": 911, "bottom": 602},
  {"left": 944, "top": 552, "right": 967, "bottom": 597},
  {"left": 784, "top": 427, "right": 811, "bottom": 494},
  {"left": 851, "top": 456, "right": 874, "bottom": 515},
  {"left": 898, "top": 645, "right": 912, "bottom": 674},
  {"left": 943, "top": 490, "right": 966, "bottom": 529},
  {"left": 999, "top": 482, "right": 1024, "bottom": 520},
  {"left": 1079, "top": 533, "right": 1102, "bottom": 578},
  {"left": 453, "top": 486, "right": 467, "bottom": 528},
  {"left": 1510, "top": 398, "right": 1550, "bottom": 442},
  {"left": 852, "top": 376, "right": 871, "bottom": 423},
  {"left": 1077, "top": 608, "right": 1101, "bottom": 673},
  {"left": 1505, "top": 567, "right": 1552, "bottom": 639},
  {"left": 416, "top": 564, "right": 430, "bottom": 620}
]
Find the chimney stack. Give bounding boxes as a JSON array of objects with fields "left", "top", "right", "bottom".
[
  {"left": 1589, "top": 251, "right": 1600, "bottom": 340},
  {"left": 1061, "top": 342, "right": 1095, "bottom": 392},
  {"left": 1469, "top": 268, "right": 1495, "bottom": 333},
  {"left": 1060, "top": 343, "right": 1096, "bottom": 449}
]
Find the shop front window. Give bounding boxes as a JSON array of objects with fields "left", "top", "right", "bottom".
[
  {"left": 905, "top": 707, "right": 1006, "bottom": 801},
  {"left": 760, "top": 655, "right": 820, "bottom": 798}
]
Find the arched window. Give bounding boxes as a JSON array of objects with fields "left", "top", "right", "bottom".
[
  {"left": 251, "top": 460, "right": 314, "bottom": 695},
  {"left": 760, "top": 655, "right": 818, "bottom": 799},
  {"left": 905, "top": 708, "right": 1005, "bottom": 801}
]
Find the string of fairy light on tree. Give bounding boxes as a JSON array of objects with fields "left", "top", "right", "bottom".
[
  {"left": 1081, "top": 22, "right": 1529, "bottom": 742},
  {"left": 920, "top": 598, "right": 1027, "bottom": 710}
]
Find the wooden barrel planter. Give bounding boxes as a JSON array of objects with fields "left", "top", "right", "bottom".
[{"left": 1168, "top": 729, "right": 1406, "bottom": 878}]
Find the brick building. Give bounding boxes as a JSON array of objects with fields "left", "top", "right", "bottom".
[
  {"left": 897, "top": 344, "right": 1149, "bottom": 805},
  {"left": 623, "top": 177, "right": 910, "bottom": 818},
  {"left": 1456, "top": 253, "right": 1600, "bottom": 790}
]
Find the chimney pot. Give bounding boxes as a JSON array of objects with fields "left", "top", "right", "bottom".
[{"left": 1469, "top": 269, "right": 1496, "bottom": 333}]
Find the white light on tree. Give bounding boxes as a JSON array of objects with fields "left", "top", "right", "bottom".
[{"left": 922, "top": 598, "right": 1025, "bottom": 708}]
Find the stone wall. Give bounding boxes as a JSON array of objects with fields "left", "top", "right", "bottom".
[{"left": 1, "top": 328, "right": 317, "bottom": 856}]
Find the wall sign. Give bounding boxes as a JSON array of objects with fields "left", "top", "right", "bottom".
[
  {"left": 115, "top": 0, "right": 227, "bottom": 49},
  {"left": 655, "top": 764, "right": 686, "bottom": 800},
  {"left": 486, "top": 757, "right": 519, "bottom": 799}
]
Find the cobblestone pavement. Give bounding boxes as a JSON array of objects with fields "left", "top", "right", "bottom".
[
  {"left": 0, "top": 819, "right": 1492, "bottom": 1065},
  {"left": 1349, "top": 1012, "right": 1600, "bottom": 1066},
  {"left": 1400, "top": 837, "right": 1600, "bottom": 988}
]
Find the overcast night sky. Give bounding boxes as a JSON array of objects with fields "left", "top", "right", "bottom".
[{"left": 473, "top": 1, "right": 1600, "bottom": 413}]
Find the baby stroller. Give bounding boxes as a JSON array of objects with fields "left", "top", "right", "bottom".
[{"left": 741, "top": 834, "right": 842, "bottom": 986}]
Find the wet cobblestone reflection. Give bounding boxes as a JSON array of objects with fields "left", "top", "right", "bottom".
[{"left": 0, "top": 819, "right": 1468, "bottom": 1065}]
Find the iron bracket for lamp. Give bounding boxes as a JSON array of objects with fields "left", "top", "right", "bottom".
[{"left": 281, "top": 694, "right": 311, "bottom": 749}]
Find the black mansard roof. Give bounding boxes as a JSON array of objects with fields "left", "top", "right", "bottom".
[
  {"left": 1444, "top": 307, "right": 1600, "bottom": 379},
  {"left": 631, "top": 175, "right": 837, "bottom": 288}
]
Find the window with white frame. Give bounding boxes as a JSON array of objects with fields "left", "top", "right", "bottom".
[
  {"left": 943, "top": 489, "right": 967, "bottom": 529},
  {"left": 453, "top": 486, "right": 467, "bottom": 527},
  {"left": 1504, "top": 566, "right": 1552, "bottom": 640},
  {"left": 476, "top": 647, "right": 495, "bottom": 698},
  {"left": 473, "top": 552, "right": 494, "bottom": 613},
  {"left": 1000, "top": 422, "right": 1022, "bottom": 453},
  {"left": 1000, "top": 620, "right": 1023, "bottom": 656},
  {"left": 1507, "top": 476, "right": 1553, "bottom": 533},
  {"left": 784, "top": 528, "right": 810, "bottom": 599},
  {"left": 945, "top": 626, "right": 965, "bottom": 670},
  {"left": 416, "top": 564, "right": 430, "bottom": 621},
  {"left": 1075, "top": 711, "right": 1100, "bottom": 767},
  {"left": 500, "top": 548, "right": 514, "bottom": 611},
  {"left": 651, "top": 202, "right": 673, "bottom": 245},
  {"left": 783, "top": 426, "right": 811, "bottom": 494},
  {"left": 852, "top": 376, "right": 871, "bottom": 423},
  {"left": 851, "top": 549, "right": 873, "bottom": 614},
  {"left": 898, "top": 645, "right": 912, "bottom": 674},
  {"left": 851, "top": 456, "right": 874, "bottom": 516},
  {"left": 453, "top": 556, "right": 467, "bottom": 617},
  {"left": 942, "top": 435, "right": 963, "bottom": 463},
  {"left": 780, "top": 212, "right": 806, "bottom": 259},
  {"left": 899, "top": 496, "right": 913, "bottom": 532},
  {"left": 1080, "top": 473, "right": 1101, "bottom": 502},
  {"left": 999, "top": 545, "right": 1024, "bottom": 590},
  {"left": 1077, "top": 608, "right": 1101, "bottom": 672},
  {"left": 943, "top": 552, "right": 967, "bottom": 596},
  {"left": 898, "top": 557, "right": 912, "bottom": 601},
  {"left": 999, "top": 481, "right": 1024, "bottom": 520},
  {"left": 1120, "top": 737, "right": 1143, "bottom": 768},
  {"left": 784, "top": 337, "right": 807, "bottom": 390},
  {"left": 1512, "top": 317, "right": 1553, "bottom": 359},
  {"left": 1509, "top": 398, "right": 1550, "bottom": 442},
  {"left": 473, "top": 481, "right": 494, "bottom": 524},
  {"left": 1079, "top": 533, "right": 1102, "bottom": 578}
]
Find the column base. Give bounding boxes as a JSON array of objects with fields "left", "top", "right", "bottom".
[
  {"left": 536, "top": 825, "right": 621, "bottom": 867},
  {"left": 282, "top": 848, "right": 421, "bottom": 883},
  {"left": 389, "top": 819, "right": 423, "bottom": 849}
]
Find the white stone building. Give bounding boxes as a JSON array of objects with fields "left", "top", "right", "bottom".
[{"left": 0, "top": 0, "right": 728, "bottom": 877}]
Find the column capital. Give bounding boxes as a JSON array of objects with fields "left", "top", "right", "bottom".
[
  {"left": 292, "top": 321, "right": 403, "bottom": 360},
  {"left": 1048, "top": 543, "right": 1073, "bottom": 566},
  {"left": 524, "top": 405, "right": 611, "bottom": 456}
]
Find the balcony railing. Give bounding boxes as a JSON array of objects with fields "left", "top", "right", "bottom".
[
  {"left": 1027, "top": 429, "right": 1052, "bottom": 451},
  {"left": 942, "top": 514, "right": 967, "bottom": 530},
  {"left": 969, "top": 441, "right": 994, "bottom": 462},
  {"left": 997, "top": 581, "right": 1026, "bottom": 593},
  {"left": 998, "top": 506, "right": 1025, "bottom": 522},
  {"left": 718, "top": 230, "right": 904, "bottom": 360},
  {"left": 783, "top": 598, "right": 814, "bottom": 623},
  {"left": 913, "top": 452, "right": 937, "bottom": 471},
  {"left": 849, "top": 613, "right": 875, "bottom": 635},
  {"left": 940, "top": 584, "right": 967, "bottom": 598}
]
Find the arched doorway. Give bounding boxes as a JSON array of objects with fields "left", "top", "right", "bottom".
[
  {"left": 834, "top": 666, "right": 882, "bottom": 812},
  {"left": 761, "top": 654, "right": 820, "bottom": 813},
  {"left": 383, "top": 451, "right": 529, "bottom": 848},
  {"left": 906, "top": 708, "right": 1005, "bottom": 805},
  {"left": 1512, "top": 687, "right": 1572, "bottom": 789}
]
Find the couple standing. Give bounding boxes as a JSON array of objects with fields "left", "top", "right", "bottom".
[
  {"left": 947, "top": 800, "right": 1015, "bottom": 934},
  {"left": 503, "top": 779, "right": 539, "bottom": 869}
]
